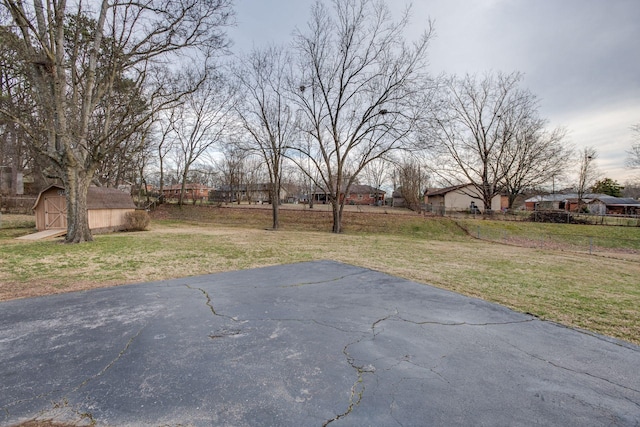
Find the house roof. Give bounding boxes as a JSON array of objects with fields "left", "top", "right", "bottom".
[
  {"left": 525, "top": 193, "right": 576, "bottom": 203},
  {"left": 33, "top": 184, "right": 136, "bottom": 210},
  {"left": 214, "top": 183, "right": 272, "bottom": 192},
  {"left": 525, "top": 193, "right": 640, "bottom": 207},
  {"left": 424, "top": 184, "right": 471, "bottom": 197},
  {"left": 163, "top": 183, "right": 209, "bottom": 191},
  {"left": 347, "top": 184, "right": 385, "bottom": 195},
  {"left": 592, "top": 196, "right": 640, "bottom": 206},
  {"left": 309, "top": 184, "right": 386, "bottom": 195}
]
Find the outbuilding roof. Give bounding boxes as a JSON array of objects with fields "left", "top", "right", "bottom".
[{"left": 33, "top": 184, "right": 136, "bottom": 210}]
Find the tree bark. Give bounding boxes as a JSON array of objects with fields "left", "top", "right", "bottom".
[
  {"left": 332, "top": 202, "right": 342, "bottom": 234},
  {"left": 271, "top": 180, "right": 280, "bottom": 230},
  {"left": 64, "top": 168, "right": 93, "bottom": 243}
]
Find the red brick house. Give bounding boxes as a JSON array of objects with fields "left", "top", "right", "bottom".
[
  {"left": 161, "top": 184, "right": 209, "bottom": 202},
  {"left": 343, "top": 184, "right": 386, "bottom": 205}
]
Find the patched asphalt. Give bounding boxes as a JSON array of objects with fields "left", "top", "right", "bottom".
[{"left": 1, "top": 261, "right": 639, "bottom": 426}]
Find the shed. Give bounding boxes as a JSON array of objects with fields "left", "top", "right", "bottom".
[{"left": 33, "top": 185, "right": 136, "bottom": 232}]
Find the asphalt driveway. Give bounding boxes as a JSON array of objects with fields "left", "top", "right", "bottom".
[{"left": 1, "top": 261, "right": 639, "bottom": 426}]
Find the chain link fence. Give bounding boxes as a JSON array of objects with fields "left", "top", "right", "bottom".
[{"left": 423, "top": 204, "right": 640, "bottom": 227}]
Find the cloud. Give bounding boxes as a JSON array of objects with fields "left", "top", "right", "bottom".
[{"left": 228, "top": 0, "right": 640, "bottom": 183}]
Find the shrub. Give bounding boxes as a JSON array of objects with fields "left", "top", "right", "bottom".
[
  {"left": 528, "top": 211, "right": 589, "bottom": 224},
  {"left": 124, "top": 210, "right": 150, "bottom": 231}
]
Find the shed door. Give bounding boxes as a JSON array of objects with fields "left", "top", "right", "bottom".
[{"left": 44, "top": 196, "right": 67, "bottom": 229}]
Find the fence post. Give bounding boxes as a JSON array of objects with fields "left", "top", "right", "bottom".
[{"left": 477, "top": 226, "right": 481, "bottom": 239}]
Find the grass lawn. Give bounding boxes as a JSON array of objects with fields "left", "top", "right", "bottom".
[{"left": 1, "top": 204, "right": 639, "bottom": 346}]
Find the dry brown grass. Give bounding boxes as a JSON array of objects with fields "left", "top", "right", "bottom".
[{"left": 1, "top": 205, "right": 639, "bottom": 345}]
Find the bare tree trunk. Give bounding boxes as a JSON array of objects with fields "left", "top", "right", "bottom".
[
  {"left": 332, "top": 201, "right": 342, "bottom": 234},
  {"left": 271, "top": 180, "right": 280, "bottom": 229},
  {"left": 1, "top": 0, "right": 233, "bottom": 242},
  {"left": 291, "top": 0, "right": 433, "bottom": 233},
  {"left": 179, "top": 171, "right": 188, "bottom": 206},
  {"left": 64, "top": 169, "right": 93, "bottom": 243}
]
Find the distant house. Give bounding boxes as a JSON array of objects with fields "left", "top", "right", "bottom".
[
  {"left": 524, "top": 193, "right": 640, "bottom": 215},
  {"left": 309, "top": 184, "right": 385, "bottom": 206},
  {"left": 524, "top": 193, "right": 569, "bottom": 211},
  {"left": 210, "top": 183, "right": 288, "bottom": 204},
  {"left": 33, "top": 185, "right": 136, "bottom": 232},
  {"left": 424, "top": 184, "right": 507, "bottom": 213},
  {"left": 343, "top": 184, "right": 385, "bottom": 205},
  {"left": 162, "top": 184, "right": 209, "bottom": 202}
]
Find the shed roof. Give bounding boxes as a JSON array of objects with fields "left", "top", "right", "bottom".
[
  {"left": 33, "top": 185, "right": 136, "bottom": 210},
  {"left": 87, "top": 186, "right": 136, "bottom": 209}
]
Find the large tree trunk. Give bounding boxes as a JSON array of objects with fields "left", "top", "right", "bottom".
[
  {"left": 179, "top": 170, "right": 188, "bottom": 206},
  {"left": 64, "top": 168, "right": 93, "bottom": 243},
  {"left": 331, "top": 200, "right": 342, "bottom": 233}
]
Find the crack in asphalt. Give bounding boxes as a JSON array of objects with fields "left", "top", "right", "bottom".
[
  {"left": 185, "top": 284, "right": 239, "bottom": 323},
  {"left": 74, "top": 326, "right": 146, "bottom": 392},
  {"left": 371, "top": 310, "right": 398, "bottom": 337},
  {"left": 322, "top": 339, "right": 372, "bottom": 426},
  {"left": 209, "top": 329, "right": 243, "bottom": 339},
  {"left": 323, "top": 312, "right": 394, "bottom": 426},
  {"left": 1, "top": 389, "right": 63, "bottom": 421},
  {"left": 370, "top": 309, "right": 537, "bottom": 337},
  {"left": 502, "top": 339, "right": 640, "bottom": 406},
  {"left": 1, "top": 327, "right": 145, "bottom": 423},
  {"left": 279, "top": 271, "right": 366, "bottom": 288},
  {"left": 398, "top": 315, "right": 537, "bottom": 328}
]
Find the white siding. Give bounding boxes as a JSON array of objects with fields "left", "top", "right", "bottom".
[{"left": 444, "top": 185, "right": 501, "bottom": 212}]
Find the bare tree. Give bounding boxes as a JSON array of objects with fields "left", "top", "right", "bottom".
[
  {"left": 576, "top": 146, "right": 598, "bottom": 211},
  {"left": 622, "top": 180, "right": 640, "bottom": 199},
  {"left": 291, "top": 0, "right": 433, "bottom": 233},
  {"left": 394, "top": 156, "right": 429, "bottom": 212},
  {"left": 289, "top": 132, "right": 324, "bottom": 208},
  {"left": 627, "top": 124, "right": 640, "bottom": 169},
  {"left": 0, "top": 0, "right": 233, "bottom": 242},
  {"left": 362, "top": 158, "right": 390, "bottom": 206},
  {"left": 0, "top": 28, "right": 38, "bottom": 196},
  {"left": 501, "top": 122, "right": 572, "bottom": 209},
  {"left": 216, "top": 143, "right": 248, "bottom": 204},
  {"left": 432, "top": 72, "right": 550, "bottom": 212},
  {"left": 234, "top": 46, "right": 295, "bottom": 228},
  {"left": 243, "top": 156, "right": 268, "bottom": 204},
  {"left": 153, "top": 111, "right": 177, "bottom": 201},
  {"left": 168, "top": 72, "right": 236, "bottom": 206}
]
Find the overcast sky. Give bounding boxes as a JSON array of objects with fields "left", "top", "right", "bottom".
[{"left": 228, "top": 0, "right": 640, "bottom": 184}]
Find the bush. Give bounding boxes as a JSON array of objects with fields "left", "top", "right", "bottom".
[
  {"left": 124, "top": 210, "right": 150, "bottom": 231},
  {"left": 528, "top": 211, "right": 589, "bottom": 224}
]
